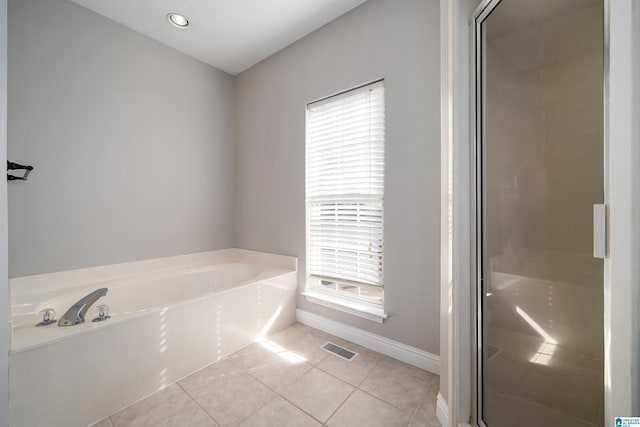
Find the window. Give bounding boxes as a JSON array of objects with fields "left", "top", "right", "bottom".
[{"left": 305, "top": 80, "right": 385, "bottom": 307}]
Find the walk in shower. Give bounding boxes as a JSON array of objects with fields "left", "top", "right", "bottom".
[{"left": 474, "top": 0, "right": 604, "bottom": 426}]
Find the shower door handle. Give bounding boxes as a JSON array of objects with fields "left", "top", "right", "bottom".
[{"left": 593, "top": 204, "right": 607, "bottom": 259}]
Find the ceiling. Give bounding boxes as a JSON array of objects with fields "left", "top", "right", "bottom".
[{"left": 69, "top": 0, "right": 369, "bottom": 75}]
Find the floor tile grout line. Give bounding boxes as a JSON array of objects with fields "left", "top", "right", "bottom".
[
  {"left": 407, "top": 411, "right": 417, "bottom": 427},
  {"left": 380, "top": 357, "right": 438, "bottom": 382},
  {"left": 232, "top": 393, "right": 280, "bottom": 427},
  {"left": 314, "top": 342, "right": 388, "bottom": 388},
  {"left": 110, "top": 384, "right": 206, "bottom": 427},
  {"left": 408, "top": 396, "right": 428, "bottom": 426},
  {"left": 313, "top": 362, "right": 374, "bottom": 388},
  {"left": 277, "top": 391, "right": 334, "bottom": 425},
  {"left": 356, "top": 354, "right": 436, "bottom": 411},
  {"left": 249, "top": 365, "right": 338, "bottom": 426},
  {"left": 241, "top": 363, "right": 327, "bottom": 424},
  {"left": 287, "top": 368, "right": 356, "bottom": 424},
  {"left": 243, "top": 356, "right": 357, "bottom": 426},
  {"left": 308, "top": 357, "right": 370, "bottom": 388},
  {"left": 358, "top": 353, "right": 387, "bottom": 385},
  {"left": 321, "top": 384, "right": 359, "bottom": 425},
  {"left": 184, "top": 353, "right": 312, "bottom": 427},
  {"left": 355, "top": 385, "right": 425, "bottom": 416},
  {"left": 176, "top": 381, "right": 224, "bottom": 426},
  {"left": 353, "top": 354, "right": 411, "bottom": 409},
  {"left": 244, "top": 358, "right": 314, "bottom": 390}
]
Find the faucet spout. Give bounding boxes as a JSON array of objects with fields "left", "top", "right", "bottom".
[{"left": 58, "top": 288, "right": 108, "bottom": 327}]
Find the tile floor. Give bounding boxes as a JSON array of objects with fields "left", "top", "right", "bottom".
[{"left": 92, "top": 322, "right": 440, "bottom": 427}]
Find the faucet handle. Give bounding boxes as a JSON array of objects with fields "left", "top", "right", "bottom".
[
  {"left": 36, "top": 308, "right": 57, "bottom": 327},
  {"left": 92, "top": 304, "right": 111, "bottom": 322}
]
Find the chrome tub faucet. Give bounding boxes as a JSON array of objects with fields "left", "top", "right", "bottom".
[{"left": 58, "top": 288, "right": 108, "bottom": 327}]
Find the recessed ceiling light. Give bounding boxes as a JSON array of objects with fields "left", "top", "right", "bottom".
[{"left": 167, "top": 13, "right": 190, "bottom": 29}]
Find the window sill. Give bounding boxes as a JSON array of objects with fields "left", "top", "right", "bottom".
[{"left": 301, "top": 290, "right": 388, "bottom": 323}]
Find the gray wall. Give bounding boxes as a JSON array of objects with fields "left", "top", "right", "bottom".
[
  {"left": 7, "top": 0, "right": 236, "bottom": 277},
  {"left": 236, "top": 0, "right": 441, "bottom": 353},
  {"left": 1, "top": 0, "right": 8, "bottom": 423}
]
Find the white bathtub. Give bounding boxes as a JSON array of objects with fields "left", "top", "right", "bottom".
[{"left": 9, "top": 249, "right": 297, "bottom": 427}]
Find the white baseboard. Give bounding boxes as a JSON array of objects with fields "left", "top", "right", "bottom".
[
  {"left": 295, "top": 309, "right": 440, "bottom": 375},
  {"left": 436, "top": 392, "right": 448, "bottom": 427}
]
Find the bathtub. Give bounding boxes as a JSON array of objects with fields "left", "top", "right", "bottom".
[{"left": 8, "top": 249, "right": 297, "bottom": 427}]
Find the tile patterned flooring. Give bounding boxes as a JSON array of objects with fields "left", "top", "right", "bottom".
[{"left": 92, "top": 322, "right": 440, "bottom": 427}]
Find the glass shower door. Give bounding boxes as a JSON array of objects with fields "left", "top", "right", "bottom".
[{"left": 476, "top": 1, "right": 604, "bottom": 426}]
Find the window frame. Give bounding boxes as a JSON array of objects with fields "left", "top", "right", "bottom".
[{"left": 304, "top": 80, "right": 387, "bottom": 319}]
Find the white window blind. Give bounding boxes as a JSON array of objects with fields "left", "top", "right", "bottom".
[{"left": 306, "top": 81, "right": 385, "bottom": 300}]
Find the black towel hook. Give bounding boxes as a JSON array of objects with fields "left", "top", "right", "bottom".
[{"left": 7, "top": 160, "right": 34, "bottom": 181}]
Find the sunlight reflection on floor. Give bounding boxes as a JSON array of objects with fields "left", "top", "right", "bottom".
[{"left": 256, "top": 339, "right": 307, "bottom": 364}]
